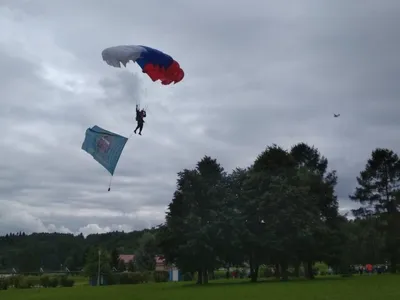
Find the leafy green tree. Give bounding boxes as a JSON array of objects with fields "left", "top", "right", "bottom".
[
  {"left": 135, "top": 232, "right": 158, "bottom": 271},
  {"left": 189, "top": 156, "right": 227, "bottom": 284},
  {"left": 350, "top": 148, "right": 400, "bottom": 216},
  {"left": 110, "top": 248, "right": 119, "bottom": 269},
  {"left": 219, "top": 168, "right": 248, "bottom": 270},
  {"left": 347, "top": 217, "right": 386, "bottom": 265},
  {"left": 64, "top": 256, "right": 74, "bottom": 270},
  {"left": 290, "top": 142, "right": 340, "bottom": 278},
  {"left": 127, "top": 260, "right": 135, "bottom": 272},
  {"left": 117, "top": 259, "right": 126, "bottom": 272},
  {"left": 83, "top": 247, "right": 112, "bottom": 278},
  {"left": 350, "top": 148, "right": 400, "bottom": 273},
  {"left": 159, "top": 156, "right": 226, "bottom": 284},
  {"left": 158, "top": 169, "right": 197, "bottom": 274},
  {"left": 242, "top": 145, "right": 303, "bottom": 281}
]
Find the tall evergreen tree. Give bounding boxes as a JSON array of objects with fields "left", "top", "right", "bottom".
[{"left": 350, "top": 148, "right": 400, "bottom": 273}]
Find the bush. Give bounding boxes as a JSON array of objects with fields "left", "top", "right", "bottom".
[
  {"left": 8, "top": 275, "right": 21, "bottom": 288},
  {"left": 119, "top": 272, "right": 146, "bottom": 284},
  {"left": 213, "top": 270, "right": 226, "bottom": 280},
  {"left": 26, "top": 276, "right": 40, "bottom": 288},
  {"left": 314, "top": 262, "right": 329, "bottom": 274},
  {"left": 239, "top": 269, "right": 247, "bottom": 279},
  {"left": 0, "top": 277, "right": 9, "bottom": 290},
  {"left": 15, "top": 277, "right": 33, "bottom": 289},
  {"left": 40, "top": 275, "right": 51, "bottom": 288},
  {"left": 265, "top": 268, "right": 275, "bottom": 278},
  {"left": 4, "top": 275, "right": 45, "bottom": 289},
  {"left": 60, "top": 275, "right": 74, "bottom": 287},
  {"left": 154, "top": 271, "right": 169, "bottom": 282},
  {"left": 49, "top": 276, "right": 59, "bottom": 288},
  {"left": 104, "top": 273, "right": 118, "bottom": 285},
  {"left": 9, "top": 275, "right": 27, "bottom": 289},
  {"left": 96, "top": 272, "right": 150, "bottom": 286}
]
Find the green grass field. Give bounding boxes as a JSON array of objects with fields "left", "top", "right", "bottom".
[{"left": 2, "top": 275, "right": 399, "bottom": 300}]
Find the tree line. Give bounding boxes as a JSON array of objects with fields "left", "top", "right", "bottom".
[
  {"left": 158, "top": 144, "right": 400, "bottom": 283},
  {"left": 0, "top": 229, "right": 157, "bottom": 273},
  {"left": 0, "top": 144, "right": 399, "bottom": 284}
]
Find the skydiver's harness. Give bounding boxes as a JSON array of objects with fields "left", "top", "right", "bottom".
[
  {"left": 135, "top": 105, "right": 147, "bottom": 123},
  {"left": 135, "top": 111, "right": 146, "bottom": 122}
]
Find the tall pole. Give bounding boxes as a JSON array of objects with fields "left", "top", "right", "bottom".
[{"left": 97, "top": 249, "right": 101, "bottom": 286}]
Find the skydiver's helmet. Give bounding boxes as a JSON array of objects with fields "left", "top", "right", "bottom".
[{"left": 141, "top": 110, "right": 146, "bottom": 118}]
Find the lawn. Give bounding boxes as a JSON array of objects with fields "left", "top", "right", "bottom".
[{"left": 2, "top": 275, "right": 399, "bottom": 300}]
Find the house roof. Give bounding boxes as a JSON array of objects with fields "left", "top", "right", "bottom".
[
  {"left": 119, "top": 254, "right": 135, "bottom": 263},
  {"left": 119, "top": 254, "right": 165, "bottom": 264},
  {"left": 155, "top": 255, "right": 165, "bottom": 264}
]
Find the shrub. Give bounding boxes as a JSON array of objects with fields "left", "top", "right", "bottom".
[
  {"left": 213, "top": 270, "right": 226, "bottom": 280},
  {"left": 10, "top": 276, "right": 24, "bottom": 289},
  {"left": 104, "top": 272, "right": 151, "bottom": 285},
  {"left": 8, "top": 275, "right": 21, "bottom": 288},
  {"left": 6, "top": 275, "right": 40, "bottom": 289},
  {"left": 0, "top": 277, "right": 9, "bottom": 290},
  {"left": 119, "top": 272, "right": 145, "bottom": 284},
  {"left": 239, "top": 269, "right": 247, "bottom": 279},
  {"left": 26, "top": 276, "right": 40, "bottom": 288},
  {"left": 264, "top": 267, "right": 274, "bottom": 278},
  {"left": 118, "top": 273, "right": 128, "bottom": 284},
  {"left": 15, "top": 277, "right": 32, "bottom": 289},
  {"left": 60, "top": 275, "right": 74, "bottom": 287},
  {"left": 40, "top": 275, "right": 51, "bottom": 288},
  {"left": 104, "top": 273, "right": 118, "bottom": 285},
  {"left": 154, "top": 271, "right": 169, "bottom": 282},
  {"left": 48, "top": 276, "right": 59, "bottom": 288}
]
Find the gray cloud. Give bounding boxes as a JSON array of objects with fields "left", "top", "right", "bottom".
[{"left": 1, "top": 0, "right": 400, "bottom": 235}]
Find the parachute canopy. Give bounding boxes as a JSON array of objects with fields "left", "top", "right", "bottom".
[
  {"left": 81, "top": 125, "right": 128, "bottom": 175},
  {"left": 102, "top": 45, "right": 184, "bottom": 85}
]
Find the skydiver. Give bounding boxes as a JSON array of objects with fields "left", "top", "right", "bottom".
[
  {"left": 134, "top": 104, "right": 146, "bottom": 135},
  {"left": 334, "top": 113, "right": 340, "bottom": 118}
]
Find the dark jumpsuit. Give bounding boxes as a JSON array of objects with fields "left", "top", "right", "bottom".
[{"left": 134, "top": 107, "right": 144, "bottom": 135}]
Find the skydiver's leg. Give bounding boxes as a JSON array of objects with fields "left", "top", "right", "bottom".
[
  {"left": 134, "top": 123, "right": 140, "bottom": 134},
  {"left": 138, "top": 123, "right": 143, "bottom": 135}
]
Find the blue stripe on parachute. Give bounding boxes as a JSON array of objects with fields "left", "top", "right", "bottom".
[
  {"left": 136, "top": 45, "right": 173, "bottom": 70},
  {"left": 81, "top": 125, "right": 128, "bottom": 175}
]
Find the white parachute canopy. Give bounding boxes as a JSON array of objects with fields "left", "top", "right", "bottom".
[{"left": 101, "top": 45, "right": 147, "bottom": 68}]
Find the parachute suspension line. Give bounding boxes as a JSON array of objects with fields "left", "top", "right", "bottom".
[
  {"left": 108, "top": 80, "right": 145, "bottom": 191},
  {"left": 128, "top": 130, "right": 135, "bottom": 139},
  {"left": 108, "top": 175, "right": 114, "bottom": 192},
  {"left": 142, "top": 87, "right": 148, "bottom": 110},
  {"left": 107, "top": 128, "right": 135, "bottom": 192}
]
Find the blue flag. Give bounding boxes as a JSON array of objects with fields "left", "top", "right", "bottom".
[{"left": 81, "top": 125, "right": 128, "bottom": 175}]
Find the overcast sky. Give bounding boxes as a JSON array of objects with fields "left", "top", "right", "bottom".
[{"left": 1, "top": 0, "right": 399, "bottom": 236}]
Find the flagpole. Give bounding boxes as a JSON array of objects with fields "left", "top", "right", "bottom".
[{"left": 97, "top": 249, "right": 101, "bottom": 286}]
